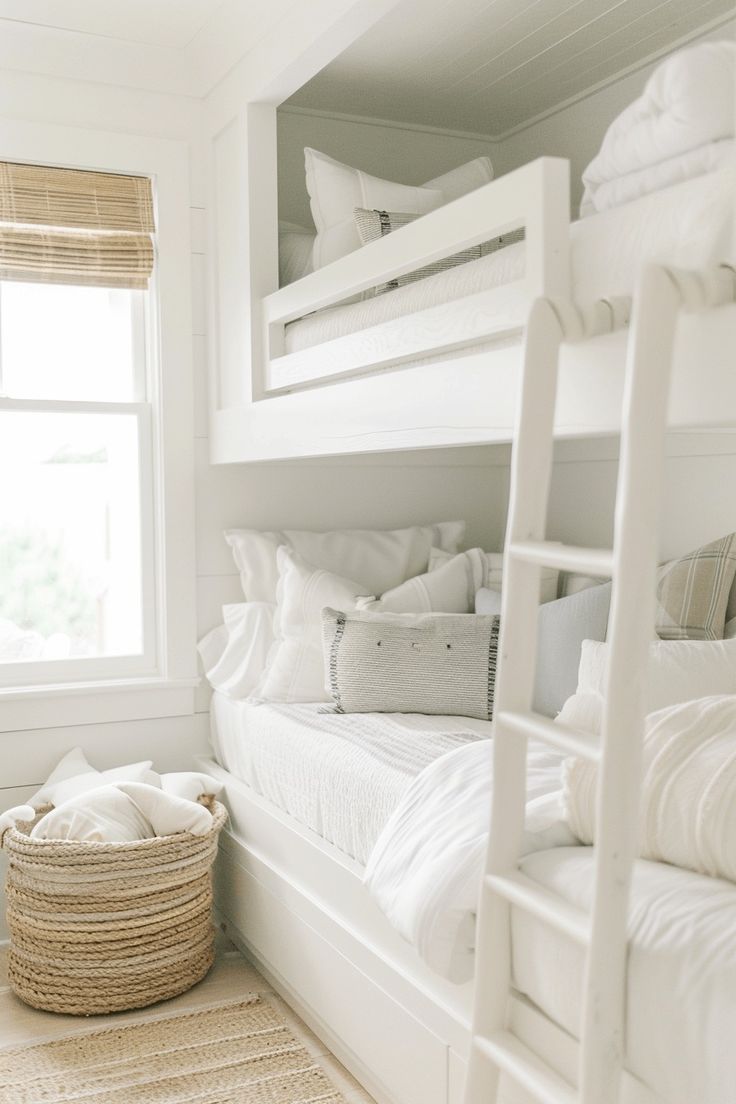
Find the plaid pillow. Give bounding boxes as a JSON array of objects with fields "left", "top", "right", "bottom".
[
  {"left": 353, "top": 207, "right": 523, "bottom": 295},
  {"left": 656, "top": 533, "right": 736, "bottom": 640}
]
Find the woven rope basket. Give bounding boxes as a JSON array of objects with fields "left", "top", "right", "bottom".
[{"left": 2, "top": 800, "right": 227, "bottom": 1015}]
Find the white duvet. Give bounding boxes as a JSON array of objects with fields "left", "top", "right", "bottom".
[{"left": 364, "top": 738, "right": 576, "bottom": 983}]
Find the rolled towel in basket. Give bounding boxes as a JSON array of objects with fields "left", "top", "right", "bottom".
[{"left": 31, "top": 780, "right": 215, "bottom": 843}]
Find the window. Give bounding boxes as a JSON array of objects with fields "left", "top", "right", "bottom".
[{"left": 0, "top": 161, "right": 158, "bottom": 687}]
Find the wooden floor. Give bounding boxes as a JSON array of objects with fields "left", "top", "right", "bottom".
[{"left": 0, "top": 936, "right": 376, "bottom": 1103}]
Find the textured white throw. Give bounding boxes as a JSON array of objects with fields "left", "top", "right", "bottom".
[
  {"left": 564, "top": 694, "right": 736, "bottom": 883},
  {"left": 581, "top": 41, "right": 735, "bottom": 215}
]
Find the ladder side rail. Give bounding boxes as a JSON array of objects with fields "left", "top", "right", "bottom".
[
  {"left": 464, "top": 298, "right": 568, "bottom": 1104},
  {"left": 579, "top": 265, "right": 684, "bottom": 1102}
]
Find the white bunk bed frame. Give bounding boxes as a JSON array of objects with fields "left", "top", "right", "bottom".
[
  {"left": 206, "top": 3, "right": 736, "bottom": 465},
  {"left": 200, "top": 263, "right": 736, "bottom": 1104}
]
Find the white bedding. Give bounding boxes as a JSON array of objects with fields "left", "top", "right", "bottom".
[
  {"left": 284, "top": 167, "right": 734, "bottom": 354},
  {"left": 364, "top": 737, "right": 575, "bottom": 982},
  {"left": 514, "top": 847, "right": 736, "bottom": 1104},
  {"left": 210, "top": 692, "right": 488, "bottom": 864}
]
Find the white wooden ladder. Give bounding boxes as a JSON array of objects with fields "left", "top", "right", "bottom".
[{"left": 464, "top": 262, "right": 736, "bottom": 1104}]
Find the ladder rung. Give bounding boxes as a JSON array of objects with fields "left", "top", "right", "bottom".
[
  {"left": 509, "top": 540, "right": 614, "bottom": 578},
  {"left": 496, "top": 709, "right": 601, "bottom": 763},
  {"left": 485, "top": 871, "right": 590, "bottom": 945},
  {"left": 473, "top": 1031, "right": 577, "bottom": 1104}
]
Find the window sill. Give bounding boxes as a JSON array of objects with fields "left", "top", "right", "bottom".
[{"left": 0, "top": 676, "right": 199, "bottom": 732}]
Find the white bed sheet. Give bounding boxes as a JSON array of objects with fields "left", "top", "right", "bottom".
[
  {"left": 210, "top": 692, "right": 489, "bottom": 864},
  {"left": 514, "top": 847, "right": 736, "bottom": 1104},
  {"left": 284, "top": 167, "right": 735, "bottom": 355}
]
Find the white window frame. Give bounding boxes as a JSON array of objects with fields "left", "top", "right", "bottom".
[{"left": 0, "top": 120, "right": 197, "bottom": 730}]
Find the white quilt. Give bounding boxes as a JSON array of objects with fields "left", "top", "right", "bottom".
[{"left": 364, "top": 738, "right": 575, "bottom": 982}]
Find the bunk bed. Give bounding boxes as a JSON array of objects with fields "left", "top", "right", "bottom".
[
  {"left": 207, "top": 36, "right": 736, "bottom": 463},
  {"left": 201, "top": 19, "right": 736, "bottom": 1104}
]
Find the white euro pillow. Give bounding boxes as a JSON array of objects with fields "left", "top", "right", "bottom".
[
  {"left": 305, "top": 147, "right": 443, "bottom": 268},
  {"left": 197, "top": 601, "right": 276, "bottom": 699},
  {"left": 225, "top": 521, "right": 465, "bottom": 603},
  {"left": 564, "top": 694, "right": 736, "bottom": 884}
]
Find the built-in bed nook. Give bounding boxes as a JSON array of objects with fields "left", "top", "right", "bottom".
[{"left": 199, "top": 4, "right": 736, "bottom": 1103}]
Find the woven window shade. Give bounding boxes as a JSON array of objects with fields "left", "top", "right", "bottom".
[{"left": 0, "top": 162, "right": 155, "bottom": 289}]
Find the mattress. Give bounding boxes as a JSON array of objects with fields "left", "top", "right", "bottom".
[
  {"left": 210, "top": 692, "right": 489, "bottom": 864},
  {"left": 284, "top": 166, "right": 735, "bottom": 355},
  {"left": 513, "top": 846, "right": 736, "bottom": 1104}
]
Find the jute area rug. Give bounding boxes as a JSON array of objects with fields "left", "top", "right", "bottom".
[{"left": 0, "top": 995, "right": 346, "bottom": 1103}]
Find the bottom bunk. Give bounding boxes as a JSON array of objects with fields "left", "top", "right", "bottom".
[{"left": 198, "top": 692, "right": 736, "bottom": 1104}]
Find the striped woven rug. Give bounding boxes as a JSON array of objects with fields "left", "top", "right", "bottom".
[{"left": 0, "top": 995, "right": 345, "bottom": 1103}]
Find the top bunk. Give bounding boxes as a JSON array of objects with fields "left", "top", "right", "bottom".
[{"left": 205, "top": 0, "right": 736, "bottom": 463}]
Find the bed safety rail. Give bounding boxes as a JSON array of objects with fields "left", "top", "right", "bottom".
[
  {"left": 464, "top": 261, "right": 736, "bottom": 1104},
  {"left": 260, "top": 157, "right": 570, "bottom": 395}
]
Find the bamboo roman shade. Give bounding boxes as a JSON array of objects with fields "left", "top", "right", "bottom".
[{"left": 0, "top": 162, "right": 155, "bottom": 289}]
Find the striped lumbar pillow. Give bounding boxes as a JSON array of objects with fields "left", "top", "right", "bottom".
[
  {"left": 322, "top": 608, "right": 500, "bottom": 720},
  {"left": 656, "top": 533, "right": 736, "bottom": 640},
  {"left": 353, "top": 207, "right": 523, "bottom": 295}
]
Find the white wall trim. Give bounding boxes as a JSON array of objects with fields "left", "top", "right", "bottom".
[{"left": 277, "top": 104, "right": 498, "bottom": 146}]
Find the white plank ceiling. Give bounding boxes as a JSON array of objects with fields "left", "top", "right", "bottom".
[{"left": 288, "top": 0, "right": 736, "bottom": 134}]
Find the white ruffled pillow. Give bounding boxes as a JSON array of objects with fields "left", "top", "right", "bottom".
[
  {"left": 197, "top": 602, "right": 275, "bottom": 699},
  {"left": 563, "top": 694, "right": 736, "bottom": 884},
  {"left": 225, "top": 521, "right": 465, "bottom": 603}
]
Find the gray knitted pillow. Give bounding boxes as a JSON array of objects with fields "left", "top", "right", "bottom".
[{"left": 322, "top": 608, "right": 500, "bottom": 720}]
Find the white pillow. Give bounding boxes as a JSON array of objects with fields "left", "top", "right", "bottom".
[
  {"left": 225, "top": 521, "right": 465, "bottom": 603},
  {"left": 257, "top": 548, "right": 370, "bottom": 703},
  {"left": 564, "top": 694, "right": 736, "bottom": 884},
  {"left": 305, "top": 147, "right": 443, "bottom": 269},
  {"left": 358, "top": 549, "right": 486, "bottom": 614},
  {"left": 429, "top": 547, "right": 559, "bottom": 604},
  {"left": 30, "top": 748, "right": 155, "bottom": 809},
  {"left": 576, "top": 637, "right": 736, "bottom": 713},
  {"left": 423, "top": 156, "right": 493, "bottom": 202},
  {"left": 197, "top": 602, "right": 275, "bottom": 699}
]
